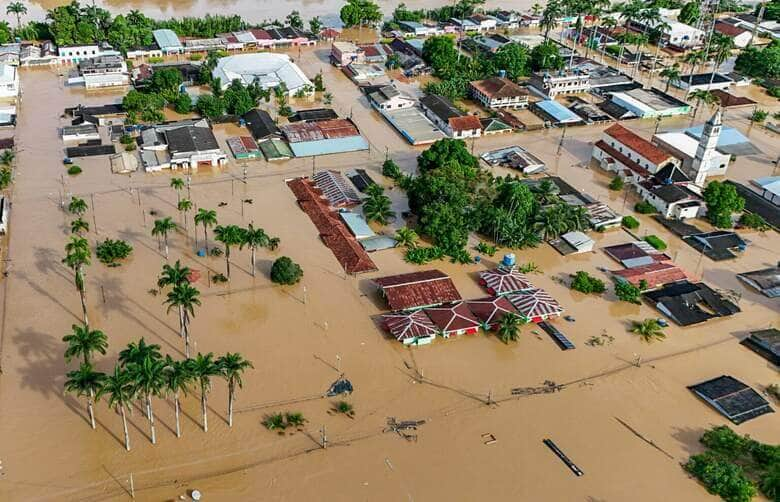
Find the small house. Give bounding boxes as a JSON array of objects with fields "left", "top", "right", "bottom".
[
  {"left": 227, "top": 136, "right": 262, "bottom": 160},
  {"left": 740, "top": 328, "right": 780, "bottom": 366},
  {"left": 478, "top": 266, "right": 534, "bottom": 296},
  {"left": 737, "top": 266, "right": 780, "bottom": 298},
  {"left": 368, "top": 85, "right": 415, "bottom": 111},
  {"left": 689, "top": 375, "right": 773, "bottom": 424},
  {"left": 420, "top": 94, "right": 482, "bottom": 138},
  {"left": 374, "top": 269, "right": 462, "bottom": 311}
]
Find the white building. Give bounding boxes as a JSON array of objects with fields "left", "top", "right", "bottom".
[
  {"left": 68, "top": 55, "right": 129, "bottom": 89},
  {"left": 0, "top": 196, "right": 8, "bottom": 234},
  {"left": 632, "top": 17, "right": 705, "bottom": 48},
  {"left": 592, "top": 123, "right": 681, "bottom": 181},
  {"left": 62, "top": 124, "right": 100, "bottom": 142},
  {"left": 58, "top": 44, "right": 100, "bottom": 63},
  {"left": 0, "top": 64, "right": 19, "bottom": 100},
  {"left": 635, "top": 171, "right": 705, "bottom": 219},
  {"left": 470, "top": 77, "right": 529, "bottom": 109},
  {"left": 469, "top": 14, "right": 498, "bottom": 31},
  {"left": 528, "top": 70, "right": 590, "bottom": 97},
  {"left": 420, "top": 94, "right": 483, "bottom": 138},
  {"left": 212, "top": 53, "right": 313, "bottom": 96},
  {"left": 750, "top": 176, "right": 780, "bottom": 206},
  {"left": 367, "top": 85, "right": 415, "bottom": 110}
]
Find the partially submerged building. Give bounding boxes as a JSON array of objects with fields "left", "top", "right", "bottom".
[
  {"left": 212, "top": 53, "right": 313, "bottom": 96},
  {"left": 740, "top": 328, "right": 780, "bottom": 366},
  {"left": 532, "top": 100, "right": 584, "bottom": 126},
  {"left": 424, "top": 302, "right": 481, "bottom": 338},
  {"left": 67, "top": 55, "right": 129, "bottom": 88},
  {"left": 604, "top": 87, "right": 690, "bottom": 118},
  {"left": 469, "top": 77, "right": 529, "bottom": 109},
  {"left": 374, "top": 270, "right": 462, "bottom": 311},
  {"left": 311, "top": 170, "right": 361, "bottom": 207},
  {"left": 737, "top": 265, "right": 780, "bottom": 298},
  {"left": 528, "top": 70, "right": 590, "bottom": 97},
  {"left": 382, "top": 310, "right": 438, "bottom": 345},
  {"left": 643, "top": 281, "right": 740, "bottom": 326},
  {"left": 465, "top": 296, "right": 519, "bottom": 330},
  {"left": 506, "top": 289, "right": 564, "bottom": 323},
  {"left": 689, "top": 376, "right": 773, "bottom": 424},
  {"left": 281, "top": 119, "right": 369, "bottom": 157},
  {"left": 612, "top": 262, "right": 688, "bottom": 290},
  {"left": 420, "top": 94, "right": 483, "bottom": 138},
  {"left": 480, "top": 146, "right": 545, "bottom": 174},
  {"left": 478, "top": 267, "right": 534, "bottom": 296}
]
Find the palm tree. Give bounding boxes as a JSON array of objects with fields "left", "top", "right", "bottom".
[
  {"left": 194, "top": 208, "right": 217, "bottom": 253},
  {"left": 362, "top": 187, "right": 395, "bottom": 225},
  {"left": 62, "top": 236, "right": 91, "bottom": 328},
  {"left": 682, "top": 49, "right": 706, "bottom": 94},
  {"left": 239, "top": 224, "right": 273, "bottom": 277},
  {"left": 534, "top": 204, "right": 569, "bottom": 240},
  {"left": 394, "top": 227, "right": 418, "bottom": 248},
  {"left": 68, "top": 196, "right": 88, "bottom": 216},
  {"left": 708, "top": 34, "right": 735, "bottom": 87},
  {"left": 630, "top": 319, "right": 666, "bottom": 342},
  {"left": 660, "top": 64, "right": 682, "bottom": 92},
  {"left": 187, "top": 352, "right": 220, "bottom": 432},
  {"left": 646, "top": 20, "right": 671, "bottom": 87},
  {"left": 541, "top": 0, "right": 562, "bottom": 41},
  {"left": 70, "top": 218, "right": 89, "bottom": 235},
  {"left": 98, "top": 366, "right": 134, "bottom": 450},
  {"left": 217, "top": 353, "right": 254, "bottom": 427},
  {"left": 0, "top": 149, "right": 14, "bottom": 166},
  {"left": 163, "top": 356, "right": 193, "bottom": 438},
  {"left": 170, "top": 177, "right": 184, "bottom": 205},
  {"left": 177, "top": 199, "right": 192, "bottom": 230},
  {"left": 7, "top": 1, "right": 27, "bottom": 29},
  {"left": 582, "top": 0, "right": 610, "bottom": 60},
  {"left": 565, "top": 205, "right": 590, "bottom": 232},
  {"left": 497, "top": 312, "right": 524, "bottom": 343},
  {"left": 213, "top": 224, "right": 243, "bottom": 279},
  {"left": 119, "top": 338, "right": 162, "bottom": 368},
  {"left": 65, "top": 362, "right": 105, "bottom": 430},
  {"left": 130, "top": 354, "right": 166, "bottom": 444},
  {"left": 690, "top": 89, "right": 716, "bottom": 118},
  {"left": 152, "top": 217, "right": 177, "bottom": 259},
  {"left": 63, "top": 324, "right": 108, "bottom": 365},
  {"left": 531, "top": 179, "right": 558, "bottom": 204},
  {"left": 164, "top": 282, "right": 201, "bottom": 358},
  {"left": 157, "top": 260, "right": 191, "bottom": 289}
]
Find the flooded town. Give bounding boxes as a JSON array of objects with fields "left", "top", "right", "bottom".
[{"left": 0, "top": 0, "right": 778, "bottom": 501}]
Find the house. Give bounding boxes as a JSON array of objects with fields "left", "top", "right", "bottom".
[
  {"left": 568, "top": 98, "right": 612, "bottom": 124},
  {"left": 635, "top": 176, "right": 705, "bottom": 219},
  {"left": 420, "top": 94, "right": 482, "bottom": 138},
  {"left": 630, "top": 17, "right": 705, "bottom": 49},
  {"left": 583, "top": 202, "right": 623, "bottom": 230},
  {"left": 465, "top": 34, "right": 512, "bottom": 53},
  {"left": 469, "top": 14, "right": 498, "bottom": 32},
  {"left": 612, "top": 262, "right": 688, "bottom": 290},
  {"left": 424, "top": 302, "right": 481, "bottom": 337},
  {"left": 331, "top": 41, "right": 364, "bottom": 66},
  {"left": 674, "top": 73, "right": 734, "bottom": 92},
  {"left": 183, "top": 37, "right": 227, "bottom": 53},
  {"left": 319, "top": 28, "right": 341, "bottom": 41},
  {"left": 367, "top": 85, "right": 415, "bottom": 111},
  {"left": 377, "top": 106, "right": 446, "bottom": 145},
  {"left": 163, "top": 126, "right": 227, "bottom": 170},
  {"left": 480, "top": 146, "right": 545, "bottom": 174},
  {"left": 495, "top": 11, "right": 520, "bottom": 29},
  {"left": 480, "top": 117, "right": 513, "bottom": 135},
  {"left": 740, "top": 328, "right": 780, "bottom": 366},
  {"left": 20, "top": 42, "right": 58, "bottom": 66},
  {"left": 449, "top": 17, "right": 480, "bottom": 32},
  {"left": 397, "top": 21, "right": 437, "bottom": 37},
  {"left": 470, "top": 77, "right": 529, "bottom": 109},
  {"left": 592, "top": 123, "right": 680, "bottom": 181},
  {"left": 465, "top": 296, "right": 519, "bottom": 329},
  {"left": 153, "top": 29, "right": 184, "bottom": 55},
  {"left": 344, "top": 62, "right": 386, "bottom": 82},
  {"left": 126, "top": 46, "right": 164, "bottom": 59},
  {"left": 605, "top": 87, "right": 690, "bottom": 118},
  {"left": 358, "top": 43, "right": 391, "bottom": 64},
  {"left": 346, "top": 168, "right": 376, "bottom": 193},
  {"left": 0, "top": 44, "right": 20, "bottom": 66},
  {"left": 643, "top": 281, "right": 740, "bottom": 326},
  {"left": 549, "top": 231, "right": 595, "bottom": 255},
  {"left": 226, "top": 136, "right": 262, "bottom": 160},
  {"left": 710, "top": 89, "right": 755, "bottom": 108},
  {"left": 506, "top": 289, "right": 564, "bottom": 323},
  {"left": 288, "top": 108, "right": 339, "bottom": 123},
  {"left": 603, "top": 241, "right": 671, "bottom": 268},
  {"left": 0, "top": 196, "right": 8, "bottom": 234},
  {"left": 689, "top": 376, "right": 773, "bottom": 424},
  {"left": 714, "top": 20, "right": 753, "bottom": 48},
  {"left": 478, "top": 266, "right": 534, "bottom": 296},
  {"left": 281, "top": 119, "right": 369, "bottom": 157},
  {"left": 258, "top": 138, "right": 293, "bottom": 161},
  {"left": 382, "top": 310, "right": 438, "bottom": 345},
  {"left": 58, "top": 44, "right": 100, "bottom": 63},
  {"left": 750, "top": 176, "right": 780, "bottom": 206},
  {"left": 68, "top": 55, "right": 129, "bottom": 89},
  {"left": 61, "top": 124, "right": 100, "bottom": 142},
  {"left": 374, "top": 270, "right": 462, "bottom": 311},
  {"left": 737, "top": 266, "right": 780, "bottom": 298},
  {"left": 67, "top": 104, "right": 125, "bottom": 126},
  {"left": 0, "top": 64, "right": 19, "bottom": 99},
  {"left": 528, "top": 70, "right": 591, "bottom": 97},
  {"left": 311, "top": 170, "right": 361, "bottom": 207},
  {"left": 242, "top": 109, "right": 280, "bottom": 140},
  {"left": 532, "top": 100, "right": 585, "bottom": 126}
]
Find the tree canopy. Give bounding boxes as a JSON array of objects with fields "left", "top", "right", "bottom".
[
  {"left": 734, "top": 40, "right": 780, "bottom": 79},
  {"left": 339, "top": 0, "right": 382, "bottom": 28},
  {"left": 703, "top": 181, "right": 745, "bottom": 228},
  {"left": 530, "top": 41, "right": 565, "bottom": 71},
  {"left": 678, "top": 1, "right": 701, "bottom": 25}
]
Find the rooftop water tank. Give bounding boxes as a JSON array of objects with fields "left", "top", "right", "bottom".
[{"left": 502, "top": 253, "right": 516, "bottom": 267}]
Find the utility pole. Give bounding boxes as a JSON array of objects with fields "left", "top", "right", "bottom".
[
  {"left": 557, "top": 126, "right": 567, "bottom": 155},
  {"left": 90, "top": 193, "right": 98, "bottom": 235},
  {"left": 654, "top": 115, "right": 662, "bottom": 135},
  {"left": 749, "top": 3, "right": 766, "bottom": 47},
  {"left": 320, "top": 425, "right": 328, "bottom": 449}
]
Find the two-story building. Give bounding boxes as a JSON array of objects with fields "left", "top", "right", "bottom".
[
  {"left": 0, "top": 63, "right": 19, "bottom": 100},
  {"left": 592, "top": 123, "right": 680, "bottom": 181},
  {"left": 470, "top": 77, "right": 529, "bottom": 109},
  {"left": 69, "top": 55, "right": 129, "bottom": 88},
  {"left": 367, "top": 85, "right": 416, "bottom": 111},
  {"left": 331, "top": 41, "right": 364, "bottom": 67},
  {"left": 528, "top": 70, "right": 590, "bottom": 97}
]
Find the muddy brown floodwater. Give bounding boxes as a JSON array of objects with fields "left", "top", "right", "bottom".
[{"left": 0, "top": 43, "right": 778, "bottom": 502}]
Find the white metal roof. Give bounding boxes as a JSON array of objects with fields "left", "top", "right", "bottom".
[{"left": 212, "top": 53, "right": 312, "bottom": 94}]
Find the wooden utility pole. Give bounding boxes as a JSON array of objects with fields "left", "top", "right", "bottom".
[
  {"left": 90, "top": 193, "right": 98, "bottom": 235},
  {"left": 557, "top": 127, "right": 567, "bottom": 155},
  {"left": 320, "top": 425, "right": 328, "bottom": 449}
]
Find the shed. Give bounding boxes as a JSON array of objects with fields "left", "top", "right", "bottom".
[
  {"left": 506, "top": 289, "right": 564, "bottom": 323},
  {"left": 382, "top": 310, "right": 438, "bottom": 345},
  {"left": 689, "top": 375, "right": 773, "bottom": 424},
  {"left": 465, "top": 296, "right": 519, "bottom": 329},
  {"left": 478, "top": 266, "right": 534, "bottom": 296},
  {"left": 740, "top": 328, "right": 780, "bottom": 366},
  {"left": 423, "top": 302, "right": 481, "bottom": 337},
  {"left": 227, "top": 136, "right": 262, "bottom": 159},
  {"left": 374, "top": 270, "right": 462, "bottom": 311},
  {"left": 258, "top": 138, "right": 292, "bottom": 160}
]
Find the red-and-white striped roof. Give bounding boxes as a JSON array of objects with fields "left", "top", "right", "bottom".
[
  {"left": 423, "top": 301, "right": 481, "bottom": 334},
  {"left": 465, "top": 296, "right": 519, "bottom": 326},
  {"left": 383, "top": 310, "right": 437, "bottom": 342},
  {"left": 478, "top": 266, "right": 534, "bottom": 295},
  {"left": 507, "top": 289, "right": 564, "bottom": 319}
]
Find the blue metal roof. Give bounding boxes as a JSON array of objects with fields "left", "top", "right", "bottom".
[
  {"left": 339, "top": 211, "right": 375, "bottom": 240},
  {"left": 684, "top": 125, "right": 750, "bottom": 147},
  {"left": 289, "top": 136, "right": 369, "bottom": 157},
  {"left": 536, "top": 100, "right": 581, "bottom": 124},
  {"left": 360, "top": 235, "right": 397, "bottom": 252},
  {"left": 153, "top": 29, "right": 183, "bottom": 49}
]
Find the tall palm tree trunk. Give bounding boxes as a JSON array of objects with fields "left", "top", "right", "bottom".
[
  {"left": 77, "top": 267, "right": 89, "bottom": 328},
  {"left": 164, "top": 234, "right": 169, "bottom": 260},
  {"left": 225, "top": 247, "right": 231, "bottom": 279},
  {"left": 88, "top": 388, "right": 96, "bottom": 429},
  {"left": 174, "top": 392, "right": 182, "bottom": 438},
  {"left": 250, "top": 247, "right": 256, "bottom": 277},
  {"left": 183, "top": 315, "right": 191, "bottom": 359},
  {"left": 120, "top": 405, "right": 131, "bottom": 451},
  {"left": 200, "top": 382, "right": 208, "bottom": 432},
  {"left": 146, "top": 394, "right": 157, "bottom": 444},
  {"left": 228, "top": 381, "right": 235, "bottom": 427},
  {"left": 177, "top": 305, "right": 186, "bottom": 339},
  {"left": 202, "top": 224, "right": 209, "bottom": 254}
]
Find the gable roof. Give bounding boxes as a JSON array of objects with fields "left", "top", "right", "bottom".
[
  {"left": 164, "top": 126, "right": 219, "bottom": 154},
  {"left": 506, "top": 289, "right": 564, "bottom": 319},
  {"left": 689, "top": 375, "right": 773, "bottom": 424},
  {"left": 478, "top": 267, "right": 534, "bottom": 295},
  {"left": 312, "top": 170, "right": 361, "bottom": 207},
  {"left": 737, "top": 266, "right": 780, "bottom": 298},
  {"left": 644, "top": 280, "right": 740, "bottom": 326},
  {"left": 603, "top": 123, "right": 672, "bottom": 164},
  {"left": 465, "top": 296, "right": 519, "bottom": 326},
  {"left": 651, "top": 184, "right": 696, "bottom": 204},
  {"left": 741, "top": 328, "right": 780, "bottom": 365},
  {"left": 714, "top": 21, "right": 749, "bottom": 37},
  {"left": 374, "top": 270, "right": 462, "bottom": 311},
  {"left": 612, "top": 262, "right": 688, "bottom": 289},
  {"left": 423, "top": 302, "right": 481, "bottom": 333},
  {"left": 420, "top": 94, "right": 462, "bottom": 121},
  {"left": 470, "top": 77, "right": 528, "bottom": 99},
  {"left": 449, "top": 115, "right": 483, "bottom": 132},
  {"left": 242, "top": 109, "right": 280, "bottom": 139}
]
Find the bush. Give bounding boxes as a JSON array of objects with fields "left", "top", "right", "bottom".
[
  {"left": 188, "top": 53, "right": 203, "bottom": 61},
  {"left": 148, "top": 56, "right": 164, "bottom": 63},
  {"left": 615, "top": 280, "right": 642, "bottom": 304},
  {"left": 95, "top": 239, "right": 133, "bottom": 266},
  {"left": 124, "top": 142, "right": 137, "bottom": 152},
  {"left": 475, "top": 241, "right": 497, "bottom": 256},
  {"left": 608, "top": 176, "right": 624, "bottom": 191},
  {"left": 685, "top": 454, "right": 756, "bottom": 502},
  {"left": 67, "top": 165, "right": 82, "bottom": 176},
  {"left": 271, "top": 256, "right": 303, "bottom": 285},
  {"left": 621, "top": 215, "right": 640, "bottom": 229},
  {"left": 570, "top": 271, "right": 606, "bottom": 294},
  {"left": 634, "top": 201, "right": 657, "bottom": 214},
  {"left": 382, "top": 158, "right": 402, "bottom": 179},
  {"left": 119, "top": 134, "right": 134, "bottom": 145},
  {"left": 405, "top": 246, "right": 444, "bottom": 264},
  {"left": 643, "top": 235, "right": 667, "bottom": 250},
  {"left": 739, "top": 212, "right": 770, "bottom": 231},
  {"left": 751, "top": 109, "right": 769, "bottom": 123}
]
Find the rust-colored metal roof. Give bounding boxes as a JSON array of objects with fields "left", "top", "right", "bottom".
[
  {"left": 448, "top": 115, "right": 483, "bottom": 132},
  {"left": 374, "top": 270, "right": 461, "bottom": 311},
  {"left": 424, "top": 301, "right": 481, "bottom": 334},
  {"left": 318, "top": 119, "right": 360, "bottom": 139},
  {"left": 383, "top": 310, "right": 437, "bottom": 342},
  {"left": 612, "top": 262, "right": 688, "bottom": 289},
  {"left": 465, "top": 296, "right": 519, "bottom": 327},
  {"left": 470, "top": 77, "right": 528, "bottom": 99},
  {"left": 478, "top": 267, "right": 534, "bottom": 296},
  {"left": 603, "top": 123, "right": 672, "bottom": 165}
]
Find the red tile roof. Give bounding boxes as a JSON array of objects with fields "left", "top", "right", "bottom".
[
  {"left": 320, "top": 28, "right": 341, "bottom": 39},
  {"left": 449, "top": 115, "right": 483, "bottom": 132},
  {"left": 603, "top": 123, "right": 672, "bottom": 165},
  {"left": 250, "top": 29, "right": 272, "bottom": 40},
  {"left": 594, "top": 139, "right": 651, "bottom": 178},
  {"left": 374, "top": 270, "right": 462, "bottom": 311},
  {"left": 470, "top": 77, "right": 529, "bottom": 99},
  {"left": 423, "top": 302, "right": 481, "bottom": 334},
  {"left": 711, "top": 89, "right": 755, "bottom": 108},
  {"left": 612, "top": 262, "right": 688, "bottom": 289},
  {"left": 714, "top": 21, "right": 748, "bottom": 37}
]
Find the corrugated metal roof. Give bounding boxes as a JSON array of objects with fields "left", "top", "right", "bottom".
[
  {"left": 288, "top": 136, "right": 369, "bottom": 157},
  {"left": 536, "top": 100, "right": 582, "bottom": 124},
  {"left": 153, "top": 29, "right": 183, "bottom": 49}
]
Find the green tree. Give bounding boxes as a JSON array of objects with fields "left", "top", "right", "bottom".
[
  {"left": 286, "top": 10, "right": 303, "bottom": 29},
  {"left": 152, "top": 217, "right": 177, "bottom": 259},
  {"left": 382, "top": 158, "right": 402, "bottom": 179},
  {"left": 570, "top": 271, "right": 606, "bottom": 294},
  {"left": 119, "top": 338, "right": 162, "bottom": 368},
  {"left": 0, "top": 167, "right": 11, "bottom": 190},
  {"left": 164, "top": 282, "right": 201, "bottom": 358},
  {"left": 685, "top": 454, "right": 756, "bottom": 502},
  {"left": 309, "top": 16, "right": 323, "bottom": 35},
  {"left": 240, "top": 224, "right": 270, "bottom": 277},
  {"left": 97, "top": 366, "right": 134, "bottom": 450},
  {"left": 149, "top": 68, "right": 183, "bottom": 103},
  {"left": 95, "top": 239, "right": 133, "bottom": 267},
  {"left": 68, "top": 196, "right": 88, "bottom": 216},
  {"left": 177, "top": 199, "right": 192, "bottom": 229},
  {"left": 703, "top": 181, "right": 745, "bottom": 228},
  {"left": 173, "top": 93, "right": 192, "bottom": 114},
  {"left": 217, "top": 352, "right": 254, "bottom": 427},
  {"left": 394, "top": 227, "right": 419, "bottom": 248},
  {"left": 130, "top": 354, "right": 166, "bottom": 444},
  {"left": 213, "top": 224, "right": 243, "bottom": 279},
  {"left": 660, "top": 64, "right": 682, "bottom": 92},
  {"left": 195, "top": 93, "right": 226, "bottom": 119},
  {"left": 157, "top": 259, "right": 191, "bottom": 289},
  {"left": 270, "top": 256, "right": 303, "bottom": 285},
  {"left": 6, "top": 1, "right": 27, "bottom": 29},
  {"left": 492, "top": 43, "right": 530, "bottom": 80},
  {"left": 170, "top": 177, "right": 184, "bottom": 204},
  {"left": 0, "top": 149, "right": 13, "bottom": 167},
  {"left": 615, "top": 280, "right": 642, "bottom": 304},
  {"left": 63, "top": 236, "right": 91, "bottom": 327},
  {"left": 339, "top": 0, "right": 383, "bottom": 27},
  {"left": 690, "top": 89, "right": 716, "bottom": 118},
  {"left": 187, "top": 352, "right": 220, "bottom": 432},
  {"left": 223, "top": 79, "right": 255, "bottom": 116},
  {"left": 163, "top": 356, "right": 193, "bottom": 438},
  {"left": 678, "top": 1, "right": 701, "bottom": 25},
  {"left": 313, "top": 72, "right": 325, "bottom": 92},
  {"left": 363, "top": 185, "right": 395, "bottom": 225},
  {"left": 530, "top": 41, "right": 565, "bottom": 71},
  {"left": 631, "top": 318, "right": 666, "bottom": 342},
  {"left": 70, "top": 218, "right": 89, "bottom": 235},
  {"left": 497, "top": 312, "right": 524, "bottom": 343},
  {"left": 540, "top": 0, "right": 562, "bottom": 41},
  {"left": 63, "top": 324, "right": 108, "bottom": 365},
  {"left": 65, "top": 362, "right": 105, "bottom": 430},
  {"left": 609, "top": 176, "right": 624, "bottom": 191},
  {"left": 123, "top": 89, "right": 165, "bottom": 123},
  {"left": 194, "top": 208, "right": 218, "bottom": 254},
  {"left": 422, "top": 35, "right": 459, "bottom": 76}
]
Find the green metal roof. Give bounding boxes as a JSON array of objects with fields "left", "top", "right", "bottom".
[{"left": 153, "top": 29, "right": 183, "bottom": 49}]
